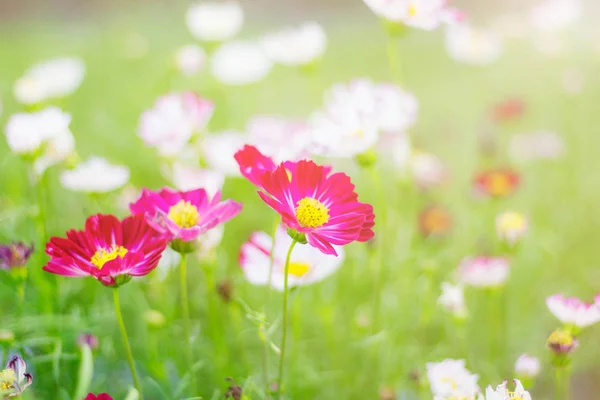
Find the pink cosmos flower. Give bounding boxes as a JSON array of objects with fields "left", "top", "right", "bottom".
[
  {"left": 546, "top": 294, "right": 600, "bottom": 329},
  {"left": 234, "top": 145, "right": 331, "bottom": 189},
  {"left": 457, "top": 256, "right": 509, "bottom": 288},
  {"left": 84, "top": 394, "right": 113, "bottom": 400},
  {"left": 362, "top": 0, "right": 463, "bottom": 31},
  {"left": 138, "top": 92, "right": 214, "bottom": 158},
  {"left": 43, "top": 214, "right": 168, "bottom": 287},
  {"left": 130, "top": 187, "right": 242, "bottom": 243},
  {"left": 252, "top": 159, "right": 375, "bottom": 256}
]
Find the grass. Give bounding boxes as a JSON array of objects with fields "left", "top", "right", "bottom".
[{"left": 1, "top": 6, "right": 600, "bottom": 399}]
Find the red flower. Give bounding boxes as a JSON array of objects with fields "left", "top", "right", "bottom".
[
  {"left": 490, "top": 98, "right": 525, "bottom": 123},
  {"left": 254, "top": 158, "right": 374, "bottom": 256},
  {"left": 84, "top": 394, "right": 113, "bottom": 400},
  {"left": 474, "top": 169, "right": 520, "bottom": 198},
  {"left": 43, "top": 214, "right": 168, "bottom": 287}
]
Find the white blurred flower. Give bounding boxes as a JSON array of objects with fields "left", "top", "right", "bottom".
[
  {"left": 247, "top": 115, "right": 312, "bottom": 162},
  {"left": 514, "top": 354, "right": 541, "bottom": 379},
  {"left": 60, "top": 157, "right": 130, "bottom": 193},
  {"left": 410, "top": 152, "right": 447, "bottom": 189},
  {"left": 562, "top": 68, "right": 584, "bottom": 95},
  {"left": 496, "top": 211, "right": 528, "bottom": 246},
  {"left": 186, "top": 1, "right": 244, "bottom": 42},
  {"left": 309, "top": 79, "right": 417, "bottom": 158},
  {"left": 363, "top": 0, "right": 463, "bottom": 31},
  {"left": 170, "top": 162, "right": 225, "bottom": 196},
  {"left": 201, "top": 131, "right": 247, "bottom": 176},
  {"left": 14, "top": 57, "right": 85, "bottom": 105},
  {"left": 426, "top": 359, "right": 480, "bottom": 399},
  {"left": 175, "top": 44, "right": 206, "bottom": 76},
  {"left": 210, "top": 41, "right": 273, "bottom": 85},
  {"left": 546, "top": 294, "right": 600, "bottom": 329},
  {"left": 261, "top": 22, "right": 327, "bottom": 66},
  {"left": 4, "top": 107, "right": 75, "bottom": 175},
  {"left": 116, "top": 185, "right": 141, "bottom": 213},
  {"left": 484, "top": 380, "right": 531, "bottom": 400},
  {"left": 196, "top": 224, "right": 224, "bottom": 260},
  {"left": 508, "top": 130, "right": 565, "bottom": 162},
  {"left": 445, "top": 24, "right": 503, "bottom": 65},
  {"left": 438, "top": 282, "right": 467, "bottom": 319},
  {"left": 138, "top": 92, "right": 214, "bottom": 158},
  {"left": 530, "top": 0, "right": 581, "bottom": 32},
  {"left": 457, "top": 256, "right": 509, "bottom": 288},
  {"left": 390, "top": 133, "right": 412, "bottom": 170},
  {"left": 155, "top": 247, "right": 182, "bottom": 281},
  {"left": 240, "top": 226, "right": 344, "bottom": 291}
]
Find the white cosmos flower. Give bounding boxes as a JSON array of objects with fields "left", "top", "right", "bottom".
[
  {"left": 201, "top": 131, "right": 248, "bottom": 176},
  {"left": 445, "top": 24, "right": 503, "bottom": 65},
  {"left": 240, "top": 227, "right": 344, "bottom": 291},
  {"left": 530, "top": 0, "right": 581, "bottom": 32},
  {"left": 4, "top": 107, "right": 75, "bottom": 175},
  {"left": 309, "top": 79, "right": 417, "bottom": 158},
  {"left": 246, "top": 115, "right": 312, "bottom": 162},
  {"left": 210, "top": 41, "right": 273, "bottom": 85},
  {"left": 60, "top": 157, "right": 130, "bottom": 193},
  {"left": 484, "top": 379, "right": 531, "bottom": 400},
  {"left": 363, "top": 0, "right": 463, "bottom": 31},
  {"left": 14, "top": 57, "right": 85, "bottom": 105},
  {"left": 514, "top": 354, "right": 541, "bottom": 379},
  {"left": 174, "top": 44, "right": 206, "bottom": 76},
  {"left": 508, "top": 131, "right": 565, "bottom": 162},
  {"left": 426, "top": 359, "right": 480, "bottom": 399},
  {"left": 186, "top": 1, "right": 244, "bottom": 42},
  {"left": 261, "top": 22, "right": 327, "bottom": 66},
  {"left": 138, "top": 92, "right": 214, "bottom": 158},
  {"left": 457, "top": 256, "right": 510, "bottom": 288},
  {"left": 438, "top": 282, "right": 467, "bottom": 319},
  {"left": 170, "top": 162, "right": 225, "bottom": 196},
  {"left": 410, "top": 152, "right": 447, "bottom": 189},
  {"left": 546, "top": 293, "right": 600, "bottom": 329}
]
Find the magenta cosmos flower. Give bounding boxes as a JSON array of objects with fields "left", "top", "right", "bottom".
[
  {"left": 237, "top": 147, "right": 374, "bottom": 256},
  {"left": 43, "top": 214, "right": 168, "bottom": 287},
  {"left": 234, "top": 145, "right": 332, "bottom": 188},
  {"left": 130, "top": 187, "right": 242, "bottom": 244},
  {"left": 84, "top": 394, "right": 112, "bottom": 400}
]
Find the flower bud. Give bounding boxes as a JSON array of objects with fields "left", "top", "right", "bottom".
[
  {"left": 77, "top": 333, "right": 99, "bottom": 351},
  {"left": 144, "top": 309, "right": 166, "bottom": 329}
]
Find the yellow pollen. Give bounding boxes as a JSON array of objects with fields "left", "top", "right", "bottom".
[
  {"left": 90, "top": 244, "right": 128, "bottom": 270},
  {"left": 0, "top": 368, "right": 15, "bottom": 391},
  {"left": 507, "top": 392, "right": 525, "bottom": 400},
  {"left": 548, "top": 329, "right": 574, "bottom": 347},
  {"left": 487, "top": 173, "right": 512, "bottom": 196},
  {"left": 441, "top": 377, "right": 458, "bottom": 389},
  {"left": 295, "top": 197, "right": 330, "bottom": 228},
  {"left": 498, "top": 212, "right": 526, "bottom": 232},
  {"left": 288, "top": 262, "right": 311, "bottom": 277},
  {"left": 168, "top": 200, "right": 200, "bottom": 228},
  {"left": 408, "top": 3, "right": 418, "bottom": 16}
]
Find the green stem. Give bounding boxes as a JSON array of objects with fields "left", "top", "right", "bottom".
[
  {"left": 113, "top": 289, "right": 144, "bottom": 399},
  {"left": 32, "top": 169, "right": 53, "bottom": 314},
  {"left": 369, "top": 167, "right": 385, "bottom": 332},
  {"left": 263, "top": 217, "right": 280, "bottom": 395},
  {"left": 179, "top": 254, "right": 197, "bottom": 394},
  {"left": 276, "top": 239, "right": 298, "bottom": 399},
  {"left": 555, "top": 366, "right": 570, "bottom": 400},
  {"left": 385, "top": 34, "right": 402, "bottom": 84}
]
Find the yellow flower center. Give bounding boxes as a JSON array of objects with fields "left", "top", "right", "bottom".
[
  {"left": 487, "top": 173, "right": 512, "bottom": 196},
  {"left": 295, "top": 197, "right": 330, "bottom": 228},
  {"left": 288, "top": 262, "right": 311, "bottom": 277},
  {"left": 498, "top": 212, "right": 526, "bottom": 232},
  {"left": 408, "top": 3, "right": 418, "bottom": 16},
  {"left": 548, "top": 329, "right": 574, "bottom": 347},
  {"left": 507, "top": 392, "right": 525, "bottom": 400},
  {"left": 90, "top": 245, "right": 128, "bottom": 270},
  {"left": 168, "top": 200, "right": 200, "bottom": 228},
  {"left": 0, "top": 368, "right": 15, "bottom": 391}
]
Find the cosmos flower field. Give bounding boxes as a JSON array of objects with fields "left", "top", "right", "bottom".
[{"left": 0, "top": 0, "right": 599, "bottom": 399}]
